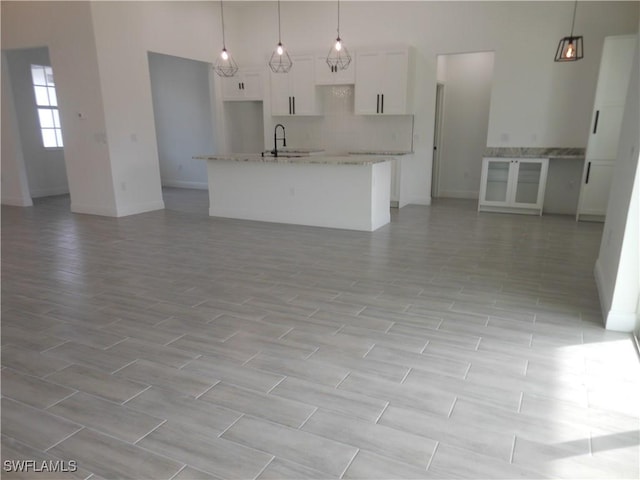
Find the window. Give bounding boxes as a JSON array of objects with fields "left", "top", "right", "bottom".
[{"left": 30, "top": 64, "right": 63, "bottom": 148}]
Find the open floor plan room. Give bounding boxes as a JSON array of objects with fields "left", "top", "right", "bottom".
[{"left": 1, "top": 190, "right": 638, "bottom": 479}]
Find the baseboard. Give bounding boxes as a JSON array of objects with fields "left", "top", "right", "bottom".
[
  {"left": 604, "top": 310, "right": 637, "bottom": 332},
  {"left": 408, "top": 195, "right": 431, "bottom": 206},
  {"left": 161, "top": 180, "right": 208, "bottom": 190},
  {"left": 438, "top": 190, "right": 478, "bottom": 200},
  {"left": 1, "top": 196, "right": 33, "bottom": 207},
  {"left": 30, "top": 186, "right": 70, "bottom": 198},
  {"left": 116, "top": 200, "right": 165, "bottom": 217},
  {"left": 594, "top": 257, "right": 613, "bottom": 325},
  {"left": 71, "top": 202, "right": 119, "bottom": 217}
]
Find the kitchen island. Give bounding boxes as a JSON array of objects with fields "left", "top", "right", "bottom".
[{"left": 194, "top": 154, "right": 392, "bottom": 231}]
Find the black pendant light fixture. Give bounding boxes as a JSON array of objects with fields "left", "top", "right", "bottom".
[
  {"left": 214, "top": 0, "right": 239, "bottom": 77},
  {"left": 269, "top": 0, "right": 293, "bottom": 73},
  {"left": 326, "top": 0, "right": 351, "bottom": 71},
  {"left": 554, "top": 0, "right": 584, "bottom": 62}
]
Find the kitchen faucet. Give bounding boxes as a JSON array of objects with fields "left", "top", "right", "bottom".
[{"left": 272, "top": 123, "right": 287, "bottom": 157}]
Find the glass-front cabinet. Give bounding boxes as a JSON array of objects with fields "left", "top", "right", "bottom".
[{"left": 479, "top": 157, "right": 549, "bottom": 215}]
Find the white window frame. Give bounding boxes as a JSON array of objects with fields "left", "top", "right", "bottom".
[{"left": 30, "top": 64, "right": 63, "bottom": 149}]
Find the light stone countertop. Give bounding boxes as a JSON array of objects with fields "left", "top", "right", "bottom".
[
  {"left": 484, "top": 147, "right": 585, "bottom": 159},
  {"left": 194, "top": 154, "right": 393, "bottom": 166},
  {"left": 348, "top": 150, "right": 413, "bottom": 156}
]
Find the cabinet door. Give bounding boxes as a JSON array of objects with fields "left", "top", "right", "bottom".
[
  {"left": 512, "top": 159, "right": 547, "bottom": 208},
  {"left": 354, "top": 52, "right": 382, "bottom": 114},
  {"left": 380, "top": 50, "right": 409, "bottom": 114},
  {"left": 242, "top": 71, "right": 264, "bottom": 100},
  {"left": 578, "top": 161, "right": 615, "bottom": 216},
  {"left": 290, "top": 56, "right": 318, "bottom": 115},
  {"left": 315, "top": 55, "right": 356, "bottom": 85},
  {"left": 593, "top": 35, "right": 636, "bottom": 106},
  {"left": 270, "top": 71, "right": 292, "bottom": 115},
  {"left": 221, "top": 76, "right": 246, "bottom": 101},
  {"left": 479, "top": 158, "right": 512, "bottom": 205},
  {"left": 586, "top": 105, "right": 625, "bottom": 160}
]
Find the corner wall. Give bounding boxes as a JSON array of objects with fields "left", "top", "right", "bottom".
[{"left": 595, "top": 35, "right": 640, "bottom": 332}]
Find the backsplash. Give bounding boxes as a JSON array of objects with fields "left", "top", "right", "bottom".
[{"left": 277, "top": 85, "right": 414, "bottom": 153}]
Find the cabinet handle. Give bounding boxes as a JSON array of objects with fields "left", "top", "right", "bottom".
[
  {"left": 376, "top": 94, "right": 380, "bottom": 114},
  {"left": 238, "top": 82, "right": 241, "bottom": 90},
  {"left": 241, "top": 82, "right": 245, "bottom": 90},
  {"left": 288, "top": 96, "right": 292, "bottom": 115},
  {"left": 292, "top": 96, "right": 296, "bottom": 115},
  {"left": 593, "top": 110, "right": 600, "bottom": 134},
  {"left": 381, "top": 94, "right": 384, "bottom": 114},
  {"left": 585, "top": 162, "right": 591, "bottom": 184}
]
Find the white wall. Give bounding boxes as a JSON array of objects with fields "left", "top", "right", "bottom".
[
  {"left": 1, "top": 1, "right": 118, "bottom": 215},
  {"left": 148, "top": 52, "right": 212, "bottom": 190},
  {"left": 595, "top": 35, "right": 640, "bottom": 332},
  {"left": 437, "top": 52, "right": 494, "bottom": 199},
  {"left": 1, "top": 52, "right": 32, "bottom": 207},
  {"left": 224, "top": 102, "right": 265, "bottom": 154},
  {"left": 5, "top": 47, "right": 69, "bottom": 198}
]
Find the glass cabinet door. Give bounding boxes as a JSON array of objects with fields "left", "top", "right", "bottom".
[
  {"left": 514, "top": 161, "right": 542, "bottom": 205},
  {"left": 484, "top": 160, "right": 511, "bottom": 203}
]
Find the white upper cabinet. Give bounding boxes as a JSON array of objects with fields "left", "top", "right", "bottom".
[
  {"left": 577, "top": 34, "right": 636, "bottom": 221},
  {"left": 315, "top": 54, "right": 355, "bottom": 85},
  {"left": 354, "top": 47, "right": 413, "bottom": 115},
  {"left": 270, "top": 55, "right": 320, "bottom": 116},
  {"left": 221, "top": 68, "right": 264, "bottom": 101}
]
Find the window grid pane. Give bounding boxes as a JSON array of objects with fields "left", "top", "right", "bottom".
[
  {"left": 31, "top": 64, "right": 63, "bottom": 149},
  {"left": 41, "top": 129, "right": 57, "bottom": 148},
  {"left": 34, "top": 86, "right": 50, "bottom": 106},
  {"left": 31, "top": 65, "right": 46, "bottom": 86}
]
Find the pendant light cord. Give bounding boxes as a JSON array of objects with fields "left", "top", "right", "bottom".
[
  {"left": 220, "top": 0, "right": 227, "bottom": 49},
  {"left": 569, "top": 0, "right": 577, "bottom": 37},
  {"left": 278, "top": 0, "right": 282, "bottom": 43},
  {"left": 337, "top": 0, "right": 341, "bottom": 37}
]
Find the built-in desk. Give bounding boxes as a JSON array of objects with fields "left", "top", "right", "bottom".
[{"left": 481, "top": 148, "right": 585, "bottom": 215}]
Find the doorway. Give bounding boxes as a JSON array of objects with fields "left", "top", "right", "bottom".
[
  {"left": 4, "top": 47, "right": 69, "bottom": 200},
  {"left": 148, "top": 52, "right": 214, "bottom": 195},
  {"left": 431, "top": 51, "right": 495, "bottom": 200}
]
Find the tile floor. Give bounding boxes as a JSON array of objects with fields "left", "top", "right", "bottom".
[{"left": 1, "top": 189, "right": 639, "bottom": 479}]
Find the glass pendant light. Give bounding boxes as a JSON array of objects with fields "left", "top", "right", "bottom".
[
  {"left": 326, "top": 0, "right": 351, "bottom": 71},
  {"left": 269, "top": 0, "right": 293, "bottom": 73},
  {"left": 214, "top": 0, "right": 239, "bottom": 77},
  {"left": 554, "top": 0, "right": 584, "bottom": 62}
]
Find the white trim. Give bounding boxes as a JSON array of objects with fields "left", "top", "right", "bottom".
[
  {"left": 604, "top": 310, "right": 637, "bottom": 332},
  {"left": 409, "top": 195, "right": 431, "bottom": 206},
  {"left": 30, "top": 186, "right": 70, "bottom": 198},
  {"left": 595, "top": 257, "right": 613, "bottom": 322},
  {"left": 438, "top": 189, "right": 478, "bottom": 200},
  {"left": 161, "top": 180, "right": 208, "bottom": 190},
  {"left": 116, "top": 200, "right": 165, "bottom": 217},
  {"left": 1, "top": 196, "right": 33, "bottom": 207},
  {"left": 71, "top": 202, "right": 119, "bottom": 217}
]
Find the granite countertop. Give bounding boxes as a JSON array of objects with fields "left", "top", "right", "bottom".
[
  {"left": 484, "top": 147, "right": 585, "bottom": 159},
  {"left": 194, "top": 154, "right": 392, "bottom": 166},
  {"left": 348, "top": 150, "right": 413, "bottom": 156}
]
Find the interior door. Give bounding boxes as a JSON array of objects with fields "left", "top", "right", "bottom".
[{"left": 431, "top": 83, "right": 444, "bottom": 198}]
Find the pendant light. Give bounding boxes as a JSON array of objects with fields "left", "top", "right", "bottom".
[
  {"left": 326, "top": 0, "right": 351, "bottom": 71},
  {"left": 214, "top": 0, "right": 239, "bottom": 77},
  {"left": 554, "top": 0, "right": 584, "bottom": 62},
  {"left": 269, "top": 0, "right": 293, "bottom": 73}
]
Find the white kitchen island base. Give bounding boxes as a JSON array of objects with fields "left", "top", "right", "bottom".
[{"left": 200, "top": 156, "right": 391, "bottom": 232}]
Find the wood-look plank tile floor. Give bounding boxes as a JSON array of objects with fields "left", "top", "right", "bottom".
[{"left": 2, "top": 189, "right": 638, "bottom": 479}]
